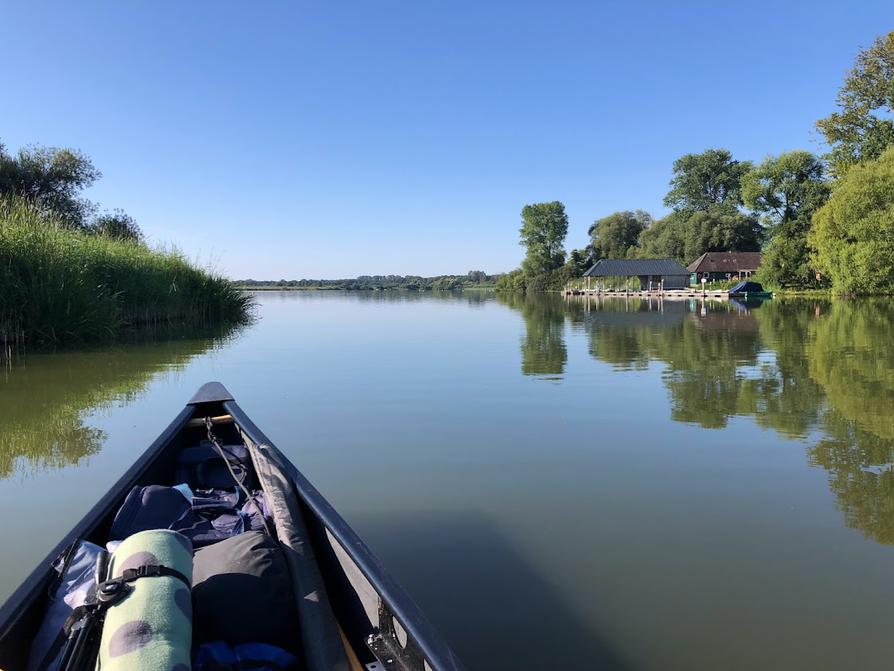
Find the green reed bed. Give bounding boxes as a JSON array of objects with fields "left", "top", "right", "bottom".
[{"left": 0, "top": 197, "right": 252, "bottom": 348}]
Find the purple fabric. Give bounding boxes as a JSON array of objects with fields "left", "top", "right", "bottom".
[
  {"left": 110, "top": 485, "right": 270, "bottom": 548},
  {"left": 109, "top": 486, "right": 191, "bottom": 540}
]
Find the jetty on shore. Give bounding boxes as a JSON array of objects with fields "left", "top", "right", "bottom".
[{"left": 562, "top": 288, "right": 731, "bottom": 300}]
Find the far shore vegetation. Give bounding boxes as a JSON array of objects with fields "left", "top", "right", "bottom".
[
  {"left": 498, "top": 29, "right": 894, "bottom": 296},
  {"left": 0, "top": 142, "right": 252, "bottom": 353},
  {"left": 235, "top": 272, "right": 498, "bottom": 292}
]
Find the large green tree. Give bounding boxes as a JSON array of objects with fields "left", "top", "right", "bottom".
[
  {"left": 562, "top": 247, "right": 593, "bottom": 279},
  {"left": 0, "top": 141, "right": 100, "bottom": 229},
  {"left": 517, "top": 201, "right": 568, "bottom": 289},
  {"left": 664, "top": 148, "right": 753, "bottom": 212},
  {"left": 809, "top": 146, "right": 894, "bottom": 293},
  {"left": 588, "top": 210, "right": 651, "bottom": 259},
  {"left": 647, "top": 148, "right": 761, "bottom": 264},
  {"left": 636, "top": 207, "right": 759, "bottom": 264},
  {"left": 637, "top": 211, "right": 687, "bottom": 261},
  {"left": 681, "top": 209, "right": 761, "bottom": 262},
  {"left": 742, "top": 151, "right": 830, "bottom": 288},
  {"left": 817, "top": 30, "right": 894, "bottom": 175}
]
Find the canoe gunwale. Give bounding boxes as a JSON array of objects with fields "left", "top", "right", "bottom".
[{"left": 224, "top": 398, "right": 466, "bottom": 671}]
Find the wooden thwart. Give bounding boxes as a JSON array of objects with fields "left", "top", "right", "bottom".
[
  {"left": 339, "top": 625, "right": 366, "bottom": 671},
  {"left": 186, "top": 414, "right": 233, "bottom": 428}
]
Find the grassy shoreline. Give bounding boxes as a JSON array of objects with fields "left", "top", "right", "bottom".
[
  {"left": 770, "top": 288, "right": 833, "bottom": 298},
  {"left": 1, "top": 198, "right": 252, "bottom": 351}
]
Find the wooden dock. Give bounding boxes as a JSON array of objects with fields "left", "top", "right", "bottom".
[{"left": 561, "top": 289, "right": 730, "bottom": 300}]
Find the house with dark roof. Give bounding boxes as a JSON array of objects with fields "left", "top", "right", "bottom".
[
  {"left": 687, "top": 252, "right": 762, "bottom": 284},
  {"left": 583, "top": 258, "right": 690, "bottom": 290}
]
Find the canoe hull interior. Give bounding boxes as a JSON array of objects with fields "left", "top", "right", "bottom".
[{"left": 0, "top": 382, "right": 464, "bottom": 671}]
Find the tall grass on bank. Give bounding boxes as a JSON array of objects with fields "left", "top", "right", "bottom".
[{"left": 0, "top": 197, "right": 253, "bottom": 347}]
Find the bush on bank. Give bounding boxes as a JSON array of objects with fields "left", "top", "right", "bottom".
[
  {"left": 0, "top": 197, "right": 252, "bottom": 345},
  {"left": 809, "top": 146, "right": 894, "bottom": 294}
]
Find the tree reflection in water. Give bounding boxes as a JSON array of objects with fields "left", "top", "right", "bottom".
[
  {"left": 497, "top": 293, "right": 567, "bottom": 378},
  {"left": 501, "top": 293, "right": 894, "bottom": 544},
  {"left": 0, "top": 326, "right": 240, "bottom": 478}
]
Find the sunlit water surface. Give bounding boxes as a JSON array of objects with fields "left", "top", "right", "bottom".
[{"left": 2, "top": 291, "right": 893, "bottom": 670}]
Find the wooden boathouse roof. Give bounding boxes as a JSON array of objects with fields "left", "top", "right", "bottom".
[
  {"left": 687, "top": 251, "right": 762, "bottom": 273},
  {"left": 583, "top": 258, "right": 690, "bottom": 277}
]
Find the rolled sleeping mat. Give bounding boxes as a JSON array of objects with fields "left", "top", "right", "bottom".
[{"left": 97, "top": 529, "right": 193, "bottom": 671}]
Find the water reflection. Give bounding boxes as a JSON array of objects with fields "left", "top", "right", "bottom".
[
  {"left": 807, "top": 301, "right": 894, "bottom": 440},
  {"left": 0, "top": 328, "right": 238, "bottom": 478},
  {"left": 355, "top": 512, "right": 631, "bottom": 671},
  {"left": 502, "top": 293, "right": 894, "bottom": 545},
  {"left": 498, "top": 293, "right": 567, "bottom": 378},
  {"left": 258, "top": 289, "right": 491, "bottom": 306}
]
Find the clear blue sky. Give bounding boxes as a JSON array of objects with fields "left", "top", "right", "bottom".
[{"left": 2, "top": 2, "right": 892, "bottom": 279}]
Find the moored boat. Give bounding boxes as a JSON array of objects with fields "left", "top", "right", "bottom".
[
  {"left": 728, "top": 280, "right": 773, "bottom": 299},
  {"left": 0, "top": 382, "right": 464, "bottom": 671}
]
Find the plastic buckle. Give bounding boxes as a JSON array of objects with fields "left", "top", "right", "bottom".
[
  {"left": 96, "top": 579, "right": 127, "bottom": 603},
  {"left": 136, "top": 564, "right": 161, "bottom": 579}
]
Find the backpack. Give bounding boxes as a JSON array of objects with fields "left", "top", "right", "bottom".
[{"left": 175, "top": 440, "right": 258, "bottom": 490}]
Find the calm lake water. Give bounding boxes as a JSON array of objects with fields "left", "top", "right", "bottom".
[{"left": 2, "top": 291, "right": 893, "bottom": 670}]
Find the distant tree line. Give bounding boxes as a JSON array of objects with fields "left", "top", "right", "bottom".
[
  {"left": 235, "top": 271, "right": 499, "bottom": 291},
  {"left": 500, "top": 29, "right": 894, "bottom": 294},
  {"left": 0, "top": 140, "right": 143, "bottom": 242}
]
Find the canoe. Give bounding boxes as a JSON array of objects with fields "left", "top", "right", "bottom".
[{"left": 0, "top": 381, "right": 465, "bottom": 671}]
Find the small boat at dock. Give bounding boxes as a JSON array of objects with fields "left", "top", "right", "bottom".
[
  {"left": 727, "top": 280, "right": 773, "bottom": 299},
  {"left": 0, "top": 382, "right": 464, "bottom": 671}
]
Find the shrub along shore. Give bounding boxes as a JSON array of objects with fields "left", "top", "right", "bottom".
[{"left": 0, "top": 197, "right": 252, "bottom": 351}]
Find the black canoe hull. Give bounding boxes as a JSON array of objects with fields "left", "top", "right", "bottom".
[{"left": 0, "top": 382, "right": 464, "bottom": 671}]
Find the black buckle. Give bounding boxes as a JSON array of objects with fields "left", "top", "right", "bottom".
[
  {"left": 96, "top": 579, "right": 128, "bottom": 605},
  {"left": 120, "top": 564, "right": 162, "bottom": 582}
]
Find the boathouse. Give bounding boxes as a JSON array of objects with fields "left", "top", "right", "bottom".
[
  {"left": 583, "top": 258, "right": 690, "bottom": 290},
  {"left": 687, "top": 252, "right": 762, "bottom": 284}
]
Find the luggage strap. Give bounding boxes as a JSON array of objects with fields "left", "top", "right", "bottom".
[
  {"left": 204, "top": 416, "right": 273, "bottom": 537},
  {"left": 96, "top": 564, "right": 190, "bottom": 603},
  {"left": 63, "top": 563, "right": 190, "bottom": 635}
]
